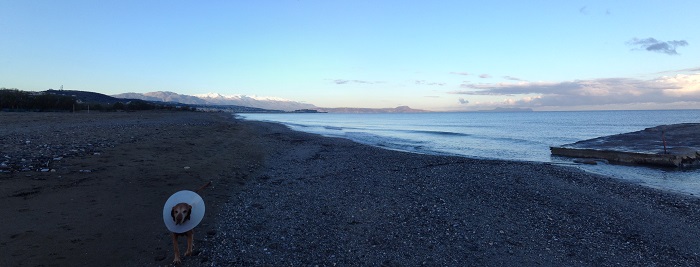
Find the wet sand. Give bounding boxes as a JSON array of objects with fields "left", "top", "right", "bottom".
[
  {"left": 4, "top": 111, "right": 700, "bottom": 266},
  {"left": 1, "top": 111, "right": 263, "bottom": 266}
]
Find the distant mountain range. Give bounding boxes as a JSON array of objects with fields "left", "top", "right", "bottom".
[
  {"left": 38, "top": 89, "right": 535, "bottom": 113},
  {"left": 197, "top": 92, "right": 318, "bottom": 111},
  {"left": 112, "top": 91, "right": 428, "bottom": 113},
  {"left": 113, "top": 91, "right": 317, "bottom": 111},
  {"left": 37, "top": 89, "right": 428, "bottom": 113}
]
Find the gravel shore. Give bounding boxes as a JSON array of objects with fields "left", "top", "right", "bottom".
[
  {"left": 4, "top": 111, "right": 700, "bottom": 266},
  {"left": 200, "top": 120, "right": 700, "bottom": 266}
]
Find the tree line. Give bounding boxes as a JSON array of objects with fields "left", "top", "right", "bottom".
[{"left": 0, "top": 88, "right": 193, "bottom": 112}]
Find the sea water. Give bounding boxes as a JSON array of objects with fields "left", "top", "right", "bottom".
[{"left": 240, "top": 110, "right": 700, "bottom": 196}]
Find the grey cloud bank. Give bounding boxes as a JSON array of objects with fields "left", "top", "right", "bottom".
[
  {"left": 450, "top": 73, "right": 700, "bottom": 109},
  {"left": 415, "top": 80, "right": 446, "bottom": 86},
  {"left": 332, "top": 79, "right": 381, "bottom": 85},
  {"left": 627, "top": 38, "right": 689, "bottom": 55}
]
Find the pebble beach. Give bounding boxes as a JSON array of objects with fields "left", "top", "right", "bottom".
[{"left": 3, "top": 111, "right": 700, "bottom": 266}]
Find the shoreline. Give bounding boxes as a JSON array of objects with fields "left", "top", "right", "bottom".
[
  {"left": 199, "top": 119, "right": 700, "bottom": 266},
  {"left": 4, "top": 111, "right": 700, "bottom": 266},
  {"left": 243, "top": 115, "right": 700, "bottom": 199}
]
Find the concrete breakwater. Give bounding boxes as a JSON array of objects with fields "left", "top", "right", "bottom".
[{"left": 551, "top": 123, "right": 700, "bottom": 168}]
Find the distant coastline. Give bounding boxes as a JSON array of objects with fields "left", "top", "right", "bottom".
[{"left": 477, "top": 107, "right": 534, "bottom": 112}]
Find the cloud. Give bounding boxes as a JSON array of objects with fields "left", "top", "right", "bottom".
[
  {"left": 479, "top": 74, "right": 491, "bottom": 79},
  {"left": 449, "top": 73, "right": 700, "bottom": 108},
  {"left": 449, "top": 72, "right": 470, "bottom": 76},
  {"left": 579, "top": 6, "right": 588, "bottom": 14},
  {"left": 503, "top": 76, "right": 522, "bottom": 81},
  {"left": 659, "top": 74, "right": 700, "bottom": 97},
  {"left": 458, "top": 98, "right": 469, "bottom": 104},
  {"left": 332, "top": 79, "right": 380, "bottom": 85},
  {"left": 655, "top": 67, "right": 700, "bottom": 74},
  {"left": 627, "top": 38, "right": 689, "bottom": 55},
  {"left": 415, "top": 80, "right": 446, "bottom": 86}
]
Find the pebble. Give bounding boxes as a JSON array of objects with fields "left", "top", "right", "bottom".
[
  {"left": 196, "top": 121, "right": 700, "bottom": 267},
  {"left": 2, "top": 114, "right": 166, "bottom": 173}
]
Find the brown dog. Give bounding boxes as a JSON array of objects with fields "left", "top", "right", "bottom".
[
  {"left": 170, "top": 203, "right": 194, "bottom": 264},
  {"left": 168, "top": 181, "right": 210, "bottom": 264}
]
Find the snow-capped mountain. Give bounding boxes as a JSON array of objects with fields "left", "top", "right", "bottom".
[
  {"left": 194, "top": 93, "right": 316, "bottom": 111},
  {"left": 195, "top": 93, "right": 290, "bottom": 102},
  {"left": 109, "top": 92, "right": 162, "bottom": 102},
  {"left": 112, "top": 91, "right": 316, "bottom": 111},
  {"left": 145, "top": 91, "right": 210, "bottom": 105}
]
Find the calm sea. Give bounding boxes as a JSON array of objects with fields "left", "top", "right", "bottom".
[{"left": 240, "top": 110, "right": 700, "bottom": 196}]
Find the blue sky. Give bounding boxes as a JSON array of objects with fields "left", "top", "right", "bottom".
[{"left": 1, "top": 0, "right": 699, "bottom": 111}]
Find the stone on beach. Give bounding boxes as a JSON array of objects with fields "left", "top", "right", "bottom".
[{"left": 200, "top": 120, "right": 700, "bottom": 266}]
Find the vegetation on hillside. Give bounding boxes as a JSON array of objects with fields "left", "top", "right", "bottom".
[{"left": 0, "top": 88, "right": 194, "bottom": 112}]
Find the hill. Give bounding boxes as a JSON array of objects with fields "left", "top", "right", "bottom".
[{"left": 45, "top": 89, "right": 126, "bottom": 104}]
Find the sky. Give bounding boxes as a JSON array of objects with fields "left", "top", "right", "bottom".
[{"left": 1, "top": 0, "right": 699, "bottom": 111}]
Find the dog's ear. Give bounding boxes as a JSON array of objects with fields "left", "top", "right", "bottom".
[
  {"left": 185, "top": 204, "right": 192, "bottom": 221},
  {"left": 171, "top": 206, "right": 176, "bottom": 221}
]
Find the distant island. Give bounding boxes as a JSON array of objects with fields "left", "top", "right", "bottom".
[
  {"left": 290, "top": 109, "right": 327, "bottom": 113},
  {"left": 316, "top": 106, "right": 428, "bottom": 114},
  {"left": 478, "top": 107, "right": 534, "bottom": 112}
]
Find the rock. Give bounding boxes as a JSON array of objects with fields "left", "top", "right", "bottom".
[{"left": 552, "top": 123, "right": 700, "bottom": 168}]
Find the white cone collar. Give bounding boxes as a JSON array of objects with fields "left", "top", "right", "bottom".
[{"left": 163, "top": 190, "right": 205, "bottom": 233}]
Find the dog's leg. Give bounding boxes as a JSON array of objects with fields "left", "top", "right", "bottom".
[
  {"left": 171, "top": 233, "right": 182, "bottom": 264},
  {"left": 185, "top": 230, "right": 194, "bottom": 256}
]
